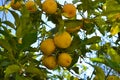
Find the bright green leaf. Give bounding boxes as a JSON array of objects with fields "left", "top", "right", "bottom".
[{"left": 110, "top": 24, "right": 120, "bottom": 36}]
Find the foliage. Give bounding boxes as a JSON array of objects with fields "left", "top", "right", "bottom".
[{"left": 0, "top": 0, "right": 120, "bottom": 80}]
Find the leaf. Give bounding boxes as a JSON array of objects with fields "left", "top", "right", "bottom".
[
  {"left": 72, "top": 67, "right": 79, "bottom": 74},
  {"left": 66, "top": 34, "right": 81, "bottom": 52},
  {"left": 2, "top": 21, "right": 15, "bottom": 29},
  {"left": 64, "top": 20, "right": 83, "bottom": 28},
  {"left": 5, "top": 64, "right": 20, "bottom": 78},
  {"left": 105, "top": 58, "right": 120, "bottom": 72},
  {"left": 9, "top": 10, "right": 20, "bottom": 27},
  {"left": 0, "top": 39, "right": 12, "bottom": 52},
  {"left": 110, "top": 24, "right": 120, "bottom": 36},
  {"left": 103, "top": 0, "right": 120, "bottom": 14},
  {"left": 86, "top": 36, "right": 101, "bottom": 45},
  {"left": 90, "top": 43, "right": 101, "bottom": 50},
  {"left": 94, "top": 66, "right": 105, "bottom": 80},
  {"left": 15, "top": 74, "right": 32, "bottom": 80},
  {"left": 26, "top": 66, "right": 46, "bottom": 79},
  {"left": 90, "top": 57, "right": 105, "bottom": 63},
  {"left": 21, "top": 31, "right": 37, "bottom": 50},
  {"left": 107, "top": 47, "right": 120, "bottom": 64}
]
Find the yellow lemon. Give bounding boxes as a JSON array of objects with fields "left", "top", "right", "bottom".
[
  {"left": 58, "top": 53, "right": 72, "bottom": 67},
  {"left": 40, "top": 38, "right": 56, "bottom": 56},
  {"left": 106, "top": 75, "right": 120, "bottom": 80},
  {"left": 42, "top": 0, "right": 57, "bottom": 14},
  {"left": 54, "top": 31, "right": 72, "bottom": 48},
  {"left": 62, "top": 4, "right": 76, "bottom": 18},
  {"left": 25, "top": 1, "right": 37, "bottom": 13},
  {"left": 11, "top": 0, "right": 22, "bottom": 10},
  {"left": 42, "top": 55, "right": 57, "bottom": 69}
]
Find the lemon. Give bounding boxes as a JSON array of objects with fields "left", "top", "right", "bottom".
[
  {"left": 62, "top": 4, "right": 76, "bottom": 18},
  {"left": 58, "top": 53, "right": 72, "bottom": 67},
  {"left": 40, "top": 38, "right": 56, "bottom": 56},
  {"left": 25, "top": 1, "right": 37, "bottom": 13},
  {"left": 11, "top": 0, "right": 22, "bottom": 10},
  {"left": 106, "top": 75, "right": 120, "bottom": 80},
  {"left": 42, "top": 0, "right": 57, "bottom": 14},
  {"left": 42, "top": 55, "right": 57, "bottom": 69},
  {"left": 54, "top": 31, "right": 72, "bottom": 48}
]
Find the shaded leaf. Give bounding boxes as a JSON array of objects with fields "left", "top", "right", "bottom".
[
  {"left": 9, "top": 10, "right": 20, "bottom": 27},
  {"left": 5, "top": 64, "right": 20, "bottom": 78},
  {"left": 94, "top": 66, "right": 105, "bottom": 80},
  {"left": 2, "top": 21, "right": 15, "bottom": 29},
  {"left": 86, "top": 36, "right": 101, "bottom": 44}
]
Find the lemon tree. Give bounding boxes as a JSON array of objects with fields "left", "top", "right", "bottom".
[{"left": 0, "top": 0, "right": 120, "bottom": 80}]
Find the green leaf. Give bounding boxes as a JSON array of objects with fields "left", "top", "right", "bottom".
[
  {"left": 64, "top": 20, "right": 83, "bottom": 28},
  {"left": 110, "top": 23, "right": 120, "bottom": 36},
  {"left": 90, "top": 43, "right": 101, "bottom": 50},
  {"left": 66, "top": 34, "right": 81, "bottom": 52},
  {"left": 94, "top": 66, "right": 105, "bottom": 80},
  {"left": 15, "top": 74, "right": 32, "bottom": 80},
  {"left": 72, "top": 67, "right": 79, "bottom": 74},
  {"left": 105, "top": 58, "right": 120, "bottom": 72},
  {"left": 26, "top": 66, "right": 47, "bottom": 79},
  {"left": 86, "top": 36, "right": 101, "bottom": 44},
  {"left": 2, "top": 21, "right": 15, "bottom": 29},
  {"left": 107, "top": 47, "right": 120, "bottom": 64},
  {"left": 21, "top": 31, "right": 37, "bottom": 50},
  {"left": 9, "top": 10, "right": 20, "bottom": 27},
  {"left": 103, "top": 0, "right": 120, "bottom": 14},
  {"left": 0, "top": 39, "right": 12, "bottom": 52},
  {"left": 90, "top": 57, "right": 105, "bottom": 63},
  {"left": 5, "top": 64, "right": 20, "bottom": 78}
]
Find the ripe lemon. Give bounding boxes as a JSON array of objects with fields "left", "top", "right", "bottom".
[
  {"left": 106, "top": 75, "right": 120, "bottom": 80},
  {"left": 58, "top": 53, "right": 72, "bottom": 67},
  {"left": 25, "top": 1, "right": 37, "bottom": 13},
  {"left": 62, "top": 4, "right": 76, "bottom": 18},
  {"left": 42, "top": 55, "right": 57, "bottom": 69},
  {"left": 11, "top": 0, "right": 22, "bottom": 10},
  {"left": 54, "top": 31, "right": 72, "bottom": 48},
  {"left": 40, "top": 38, "right": 56, "bottom": 56},
  {"left": 42, "top": 0, "right": 57, "bottom": 14}
]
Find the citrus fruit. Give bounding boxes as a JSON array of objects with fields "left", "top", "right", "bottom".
[
  {"left": 54, "top": 31, "right": 72, "bottom": 48},
  {"left": 106, "top": 75, "right": 120, "bottom": 80},
  {"left": 11, "top": 0, "right": 22, "bottom": 10},
  {"left": 42, "top": 0, "right": 57, "bottom": 14},
  {"left": 40, "top": 38, "right": 56, "bottom": 56},
  {"left": 58, "top": 53, "right": 72, "bottom": 67},
  {"left": 62, "top": 4, "right": 76, "bottom": 18},
  {"left": 25, "top": 1, "right": 37, "bottom": 13},
  {"left": 42, "top": 55, "right": 57, "bottom": 69}
]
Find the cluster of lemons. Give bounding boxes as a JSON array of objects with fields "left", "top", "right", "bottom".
[
  {"left": 11, "top": 0, "right": 77, "bottom": 69},
  {"left": 11, "top": 0, "right": 37, "bottom": 13},
  {"left": 10, "top": 0, "right": 77, "bottom": 18},
  {"left": 40, "top": 31, "right": 72, "bottom": 69}
]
